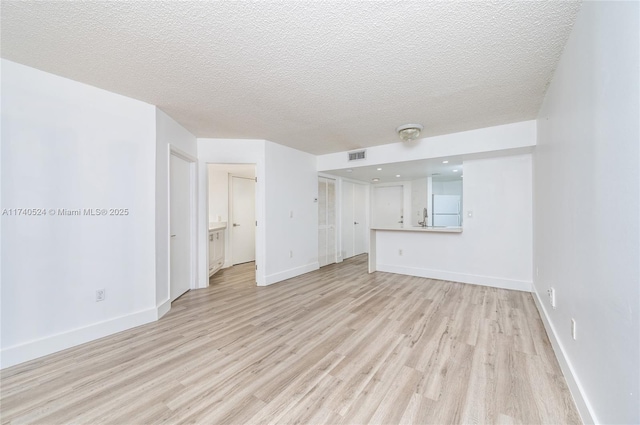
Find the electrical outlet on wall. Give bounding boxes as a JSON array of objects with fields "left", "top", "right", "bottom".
[
  {"left": 398, "top": 249, "right": 403, "bottom": 256},
  {"left": 548, "top": 287, "right": 556, "bottom": 309},
  {"left": 289, "top": 250, "right": 293, "bottom": 258},
  {"left": 96, "top": 289, "right": 106, "bottom": 302}
]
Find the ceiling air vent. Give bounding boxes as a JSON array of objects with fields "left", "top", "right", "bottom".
[{"left": 348, "top": 150, "right": 366, "bottom": 161}]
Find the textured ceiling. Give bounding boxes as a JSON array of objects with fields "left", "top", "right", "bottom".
[{"left": 1, "top": 1, "right": 581, "bottom": 155}]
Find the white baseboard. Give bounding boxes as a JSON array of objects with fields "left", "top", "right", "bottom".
[
  {"left": 156, "top": 299, "right": 171, "bottom": 320},
  {"left": 532, "top": 289, "right": 596, "bottom": 424},
  {"left": 0, "top": 307, "right": 158, "bottom": 370},
  {"left": 376, "top": 264, "right": 532, "bottom": 292},
  {"left": 262, "top": 262, "right": 320, "bottom": 286}
]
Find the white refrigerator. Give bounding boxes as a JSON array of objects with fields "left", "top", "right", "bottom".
[{"left": 432, "top": 195, "right": 461, "bottom": 227}]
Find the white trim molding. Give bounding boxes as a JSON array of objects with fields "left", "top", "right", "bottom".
[
  {"left": 376, "top": 264, "right": 532, "bottom": 292},
  {"left": 0, "top": 308, "right": 158, "bottom": 369},
  {"left": 156, "top": 299, "right": 172, "bottom": 320},
  {"left": 262, "top": 262, "right": 320, "bottom": 286},
  {"left": 532, "top": 291, "right": 596, "bottom": 424}
]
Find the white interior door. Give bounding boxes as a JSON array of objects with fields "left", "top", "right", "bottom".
[
  {"left": 353, "top": 183, "right": 368, "bottom": 255},
  {"left": 170, "top": 153, "right": 191, "bottom": 302},
  {"left": 372, "top": 185, "right": 403, "bottom": 228},
  {"left": 231, "top": 176, "right": 256, "bottom": 265},
  {"left": 341, "top": 181, "right": 367, "bottom": 259},
  {"left": 318, "top": 177, "right": 336, "bottom": 267},
  {"left": 341, "top": 181, "right": 355, "bottom": 259},
  {"left": 319, "top": 179, "right": 327, "bottom": 267}
]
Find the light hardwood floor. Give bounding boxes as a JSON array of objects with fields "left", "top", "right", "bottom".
[{"left": 1, "top": 255, "right": 580, "bottom": 424}]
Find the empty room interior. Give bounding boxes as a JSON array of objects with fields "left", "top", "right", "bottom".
[{"left": 1, "top": 2, "right": 638, "bottom": 424}]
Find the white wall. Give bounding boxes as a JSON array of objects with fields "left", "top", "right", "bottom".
[
  {"left": 317, "top": 120, "right": 536, "bottom": 171},
  {"left": 375, "top": 154, "right": 533, "bottom": 292},
  {"left": 207, "top": 163, "right": 256, "bottom": 268},
  {"left": 155, "top": 108, "right": 197, "bottom": 311},
  {"left": 264, "top": 141, "right": 318, "bottom": 284},
  {"left": 534, "top": 2, "right": 639, "bottom": 424},
  {"left": 1, "top": 60, "right": 158, "bottom": 368}
]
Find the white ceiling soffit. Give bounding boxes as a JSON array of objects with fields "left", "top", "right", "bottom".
[
  {"left": 1, "top": 1, "right": 581, "bottom": 155},
  {"left": 326, "top": 157, "right": 465, "bottom": 184},
  {"left": 324, "top": 146, "right": 534, "bottom": 183}
]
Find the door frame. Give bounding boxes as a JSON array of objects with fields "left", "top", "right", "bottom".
[
  {"left": 228, "top": 174, "right": 257, "bottom": 266},
  {"left": 169, "top": 146, "right": 198, "bottom": 299}
]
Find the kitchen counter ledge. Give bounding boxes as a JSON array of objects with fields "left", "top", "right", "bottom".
[{"left": 209, "top": 222, "right": 227, "bottom": 231}]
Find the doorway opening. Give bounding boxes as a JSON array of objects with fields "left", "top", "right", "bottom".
[{"left": 207, "top": 163, "right": 257, "bottom": 283}]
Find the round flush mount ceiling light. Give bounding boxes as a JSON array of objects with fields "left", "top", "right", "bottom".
[{"left": 396, "top": 124, "right": 424, "bottom": 141}]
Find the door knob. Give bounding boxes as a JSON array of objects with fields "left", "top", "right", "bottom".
[
  {"left": 171, "top": 234, "right": 177, "bottom": 238},
  {"left": 354, "top": 222, "right": 359, "bottom": 225},
  {"left": 233, "top": 223, "right": 240, "bottom": 227}
]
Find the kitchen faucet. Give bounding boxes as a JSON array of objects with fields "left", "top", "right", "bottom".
[{"left": 418, "top": 207, "right": 428, "bottom": 227}]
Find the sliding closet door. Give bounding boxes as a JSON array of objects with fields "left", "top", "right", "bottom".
[{"left": 318, "top": 177, "right": 336, "bottom": 267}]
